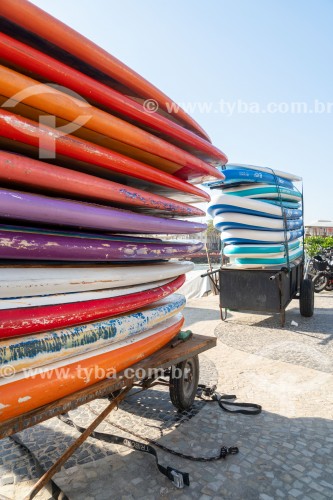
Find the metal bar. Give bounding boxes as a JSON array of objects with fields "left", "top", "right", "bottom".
[
  {"left": 201, "top": 269, "right": 220, "bottom": 293},
  {"left": 220, "top": 306, "right": 227, "bottom": 321},
  {"left": 279, "top": 308, "right": 286, "bottom": 323},
  {"left": 204, "top": 247, "right": 219, "bottom": 295},
  {"left": 200, "top": 269, "right": 219, "bottom": 278},
  {"left": 25, "top": 386, "right": 132, "bottom": 500}
]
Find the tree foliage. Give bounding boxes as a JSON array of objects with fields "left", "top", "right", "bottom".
[
  {"left": 206, "top": 219, "right": 216, "bottom": 234},
  {"left": 305, "top": 235, "right": 333, "bottom": 257}
]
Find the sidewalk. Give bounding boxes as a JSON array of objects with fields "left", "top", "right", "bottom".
[{"left": 1, "top": 292, "right": 332, "bottom": 499}]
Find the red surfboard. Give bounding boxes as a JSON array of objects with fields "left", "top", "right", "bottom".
[
  {"left": 0, "top": 33, "right": 227, "bottom": 166},
  {"left": 0, "top": 275, "right": 185, "bottom": 338},
  {"left": 0, "top": 0, "right": 209, "bottom": 141},
  {"left": 0, "top": 110, "right": 211, "bottom": 202},
  {"left": 0, "top": 151, "right": 205, "bottom": 217}
]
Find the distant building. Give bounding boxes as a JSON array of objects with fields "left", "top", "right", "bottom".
[{"left": 305, "top": 220, "right": 333, "bottom": 236}]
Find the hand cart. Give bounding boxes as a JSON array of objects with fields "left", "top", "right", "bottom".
[
  {"left": 218, "top": 258, "right": 314, "bottom": 326},
  {"left": 0, "top": 333, "right": 216, "bottom": 499}
]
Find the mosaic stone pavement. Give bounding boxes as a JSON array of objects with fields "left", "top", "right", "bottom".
[
  {"left": 0, "top": 354, "right": 218, "bottom": 486},
  {"left": 215, "top": 292, "right": 333, "bottom": 372}
]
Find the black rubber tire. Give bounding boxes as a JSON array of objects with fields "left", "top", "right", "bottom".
[
  {"left": 169, "top": 355, "right": 199, "bottom": 411},
  {"left": 313, "top": 273, "right": 328, "bottom": 293},
  {"left": 300, "top": 278, "right": 314, "bottom": 317},
  {"left": 325, "top": 282, "right": 333, "bottom": 291}
]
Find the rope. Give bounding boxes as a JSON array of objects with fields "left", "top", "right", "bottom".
[
  {"left": 301, "top": 182, "right": 305, "bottom": 265},
  {"left": 268, "top": 168, "right": 291, "bottom": 271}
]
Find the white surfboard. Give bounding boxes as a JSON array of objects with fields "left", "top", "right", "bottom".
[
  {"left": 229, "top": 247, "right": 303, "bottom": 267},
  {"left": 220, "top": 228, "right": 304, "bottom": 244},
  {"left": 0, "top": 261, "right": 194, "bottom": 299},
  {"left": 223, "top": 239, "right": 301, "bottom": 258},
  {"left": 208, "top": 194, "right": 302, "bottom": 219},
  {"left": 0, "top": 278, "right": 176, "bottom": 310},
  {"left": 0, "top": 294, "right": 186, "bottom": 376},
  {"left": 221, "top": 183, "right": 302, "bottom": 202},
  {"left": 214, "top": 213, "right": 303, "bottom": 231},
  {"left": 0, "top": 314, "right": 183, "bottom": 386}
]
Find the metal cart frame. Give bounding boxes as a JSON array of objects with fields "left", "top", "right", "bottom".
[
  {"left": 202, "top": 260, "right": 314, "bottom": 326},
  {"left": 0, "top": 334, "right": 216, "bottom": 500}
]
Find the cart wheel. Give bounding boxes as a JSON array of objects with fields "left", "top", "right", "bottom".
[
  {"left": 300, "top": 278, "right": 314, "bottom": 317},
  {"left": 169, "top": 355, "right": 199, "bottom": 411}
]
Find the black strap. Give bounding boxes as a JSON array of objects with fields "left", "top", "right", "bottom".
[
  {"left": 151, "top": 440, "right": 239, "bottom": 462},
  {"left": 57, "top": 387, "right": 261, "bottom": 485},
  {"left": 214, "top": 395, "right": 262, "bottom": 415},
  {"left": 9, "top": 434, "right": 69, "bottom": 500},
  {"left": 60, "top": 410, "right": 239, "bottom": 467},
  {"left": 58, "top": 414, "right": 189, "bottom": 489},
  {"left": 9, "top": 385, "right": 260, "bottom": 494},
  {"left": 197, "top": 385, "right": 262, "bottom": 416}
]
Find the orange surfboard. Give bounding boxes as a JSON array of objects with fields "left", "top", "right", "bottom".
[
  {"left": 0, "top": 65, "right": 224, "bottom": 182},
  {"left": 0, "top": 33, "right": 227, "bottom": 166},
  {"left": 0, "top": 110, "right": 211, "bottom": 202},
  {"left": 0, "top": 0, "right": 209, "bottom": 140}
]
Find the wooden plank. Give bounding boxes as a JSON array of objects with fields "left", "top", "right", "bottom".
[{"left": 0, "top": 334, "right": 216, "bottom": 439}]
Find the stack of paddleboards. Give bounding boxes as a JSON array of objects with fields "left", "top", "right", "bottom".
[
  {"left": 0, "top": 0, "right": 227, "bottom": 422},
  {"left": 207, "top": 164, "right": 304, "bottom": 268}
]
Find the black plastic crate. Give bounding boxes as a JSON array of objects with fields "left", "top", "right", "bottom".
[{"left": 219, "top": 263, "right": 303, "bottom": 314}]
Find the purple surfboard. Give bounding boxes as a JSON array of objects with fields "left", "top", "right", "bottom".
[
  {"left": 0, "top": 189, "right": 206, "bottom": 234},
  {"left": 0, "top": 227, "right": 204, "bottom": 261}
]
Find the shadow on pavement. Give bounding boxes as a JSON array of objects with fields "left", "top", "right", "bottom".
[{"left": 2, "top": 403, "right": 333, "bottom": 499}]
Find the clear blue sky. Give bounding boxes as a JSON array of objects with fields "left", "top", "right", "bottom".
[{"left": 31, "top": 0, "right": 333, "bottom": 224}]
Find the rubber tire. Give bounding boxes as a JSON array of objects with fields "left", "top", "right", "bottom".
[
  {"left": 313, "top": 273, "right": 328, "bottom": 293},
  {"left": 169, "top": 355, "right": 199, "bottom": 411},
  {"left": 300, "top": 278, "right": 314, "bottom": 317}
]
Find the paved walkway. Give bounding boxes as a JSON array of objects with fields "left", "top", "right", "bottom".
[{"left": 1, "top": 292, "right": 332, "bottom": 499}]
